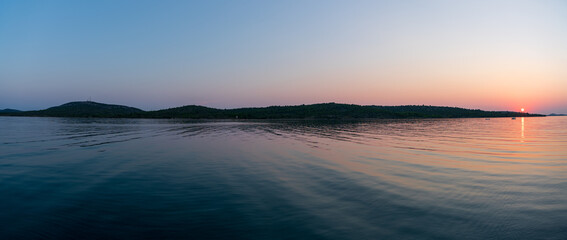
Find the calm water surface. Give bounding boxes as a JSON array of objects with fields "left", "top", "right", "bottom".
[{"left": 1, "top": 116, "right": 566, "bottom": 239}]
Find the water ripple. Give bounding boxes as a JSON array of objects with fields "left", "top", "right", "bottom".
[{"left": 1, "top": 116, "right": 566, "bottom": 239}]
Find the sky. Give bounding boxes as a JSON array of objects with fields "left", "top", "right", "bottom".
[{"left": 1, "top": 0, "right": 566, "bottom": 113}]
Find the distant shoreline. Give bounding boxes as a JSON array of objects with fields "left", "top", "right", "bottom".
[
  {"left": 0, "top": 101, "right": 546, "bottom": 119},
  {"left": 0, "top": 116, "right": 548, "bottom": 121}
]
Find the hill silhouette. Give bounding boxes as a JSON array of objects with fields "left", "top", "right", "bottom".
[
  {"left": 16, "top": 101, "right": 144, "bottom": 118},
  {"left": 145, "top": 105, "right": 224, "bottom": 119},
  {"left": 144, "top": 103, "right": 541, "bottom": 119},
  {"left": 0, "top": 109, "right": 21, "bottom": 113},
  {"left": 0, "top": 101, "right": 545, "bottom": 119}
]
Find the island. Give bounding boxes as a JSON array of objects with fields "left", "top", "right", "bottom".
[{"left": 0, "top": 101, "right": 545, "bottom": 119}]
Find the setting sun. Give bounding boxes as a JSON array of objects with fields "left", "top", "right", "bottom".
[{"left": 521, "top": 108, "right": 525, "bottom": 112}]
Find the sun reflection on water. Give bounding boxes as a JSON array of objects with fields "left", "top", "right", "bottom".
[{"left": 521, "top": 117, "right": 524, "bottom": 142}]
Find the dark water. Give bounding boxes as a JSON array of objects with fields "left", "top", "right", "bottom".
[{"left": 1, "top": 116, "right": 566, "bottom": 240}]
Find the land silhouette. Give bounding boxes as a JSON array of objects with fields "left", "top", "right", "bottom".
[
  {"left": 0, "top": 101, "right": 545, "bottom": 119},
  {"left": 0, "top": 109, "right": 21, "bottom": 113}
]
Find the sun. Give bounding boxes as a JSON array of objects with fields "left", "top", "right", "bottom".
[{"left": 521, "top": 108, "right": 525, "bottom": 112}]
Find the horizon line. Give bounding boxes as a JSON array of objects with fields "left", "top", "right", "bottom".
[{"left": 2, "top": 100, "right": 543, "bottom": 114}]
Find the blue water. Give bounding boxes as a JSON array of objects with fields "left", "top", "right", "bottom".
[{"left": 1, "top": 116, "right": 566, "bottom": 239}]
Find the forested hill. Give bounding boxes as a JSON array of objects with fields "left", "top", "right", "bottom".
[
  {"left": 10, "top": 101, "right": 145, "bottom": 118},
  {"left": 0, "top": 109, "right": 21, "bottom": 113},
  {"left": 0, "top": 101, "right": 545, "bottom": 119}
]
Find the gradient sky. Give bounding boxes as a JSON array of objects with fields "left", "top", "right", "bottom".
[{"left": 1, "top": 0, "right": 566, "bottom": 113}]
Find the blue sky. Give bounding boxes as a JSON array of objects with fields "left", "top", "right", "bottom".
[{"left": 1, "top": 0, "right": 566, "bottom": 113}]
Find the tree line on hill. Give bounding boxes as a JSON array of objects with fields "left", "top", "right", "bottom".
[{"left": 0, "top": 101, "right": 544, "bottom": 119}]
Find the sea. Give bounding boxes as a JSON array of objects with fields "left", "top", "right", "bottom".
[{"left": 1, "top": 116, "right": 566, "bottom": 240}]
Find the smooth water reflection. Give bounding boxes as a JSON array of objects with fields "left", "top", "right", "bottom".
[{"left": 1, "top": 117, "right": 566, "bottom": 239}]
